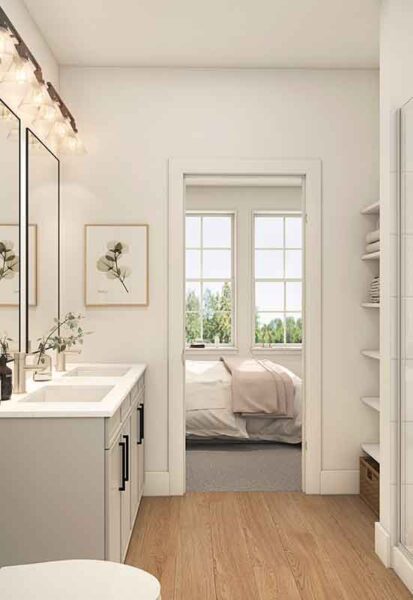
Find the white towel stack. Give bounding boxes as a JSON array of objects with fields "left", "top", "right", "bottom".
[
  {"left": 366, "top": 229, "right": 380, "bottom": 254},
  {"left": 368, "top": 276, "right": 380, "bottom": 303}
]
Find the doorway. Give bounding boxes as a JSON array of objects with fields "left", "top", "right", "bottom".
[{"left": 168, "top": 159, "right": 322, "bottom": 495}]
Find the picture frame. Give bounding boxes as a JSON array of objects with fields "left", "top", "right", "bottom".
[
  {"left": 85, "top": 224, "right": 149, "bottom": 307},
  {"left": 0, "top": 224, "right": 37, "bottom": 306}
]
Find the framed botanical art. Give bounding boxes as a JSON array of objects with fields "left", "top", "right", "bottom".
[
  {"left": 85, "top": 224, "right": 149, "bottom": 306},
  {"left": 0, "top": 224, "right": 37, "bottom": 306}
]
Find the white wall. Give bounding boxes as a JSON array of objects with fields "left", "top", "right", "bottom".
[
  {"left": 379, "top": 0, "right": 413, "bottom": 582},
  {"left": 60, "top": 67, "right": 379, "bottom": 488},
  {"left": 1, "top": 0, "right": 58, "bottom": 87},
  {"left": 185, "top": 184, "right": 303, "bottom": 377}
]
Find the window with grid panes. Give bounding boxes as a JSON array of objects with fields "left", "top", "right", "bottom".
[
  {"left": 185, "top": 213, "right": 234, "bottom": 345},
  {"left": 254, "top": 214, "right": 303, "bottom": 346}
]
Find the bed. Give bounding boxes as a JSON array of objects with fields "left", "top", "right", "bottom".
[{"left": 185, "top": 360, "right": 302, "bottom": 444}]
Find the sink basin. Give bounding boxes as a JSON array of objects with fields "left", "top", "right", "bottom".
[
  {"left": 64, "top": 366, "right": 130, "bottom": 378},
  {"left": 21, "top": 385, "right": 114, "bottom": 403}
]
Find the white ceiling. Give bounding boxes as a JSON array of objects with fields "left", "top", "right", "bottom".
[{"left": 23, "top": 0, "right": 379, "bottom": 69}]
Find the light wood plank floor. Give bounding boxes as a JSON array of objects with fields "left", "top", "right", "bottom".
[{"left": 126, "top": 493, "right": 411, "bottom": 599}]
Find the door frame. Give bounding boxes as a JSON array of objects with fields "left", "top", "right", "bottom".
[{"left": 168, "top": 158, "right": 322, "bottom": 495}]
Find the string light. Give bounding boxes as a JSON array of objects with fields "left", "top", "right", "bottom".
[{"left": 0, "top": 7, "right": 85, "bottom": 154}]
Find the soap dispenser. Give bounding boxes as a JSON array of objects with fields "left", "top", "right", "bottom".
[{"left": 0, "top": 355, "right": 12, "bottom": 400}]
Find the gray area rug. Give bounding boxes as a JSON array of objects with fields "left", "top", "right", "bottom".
[{"left": 186, "top": 441, "right": 302, "bottom": 492}]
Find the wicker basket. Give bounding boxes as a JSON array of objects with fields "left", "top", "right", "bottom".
[{"left": 360, "top": 455, "right": 380, "bottom": 516}]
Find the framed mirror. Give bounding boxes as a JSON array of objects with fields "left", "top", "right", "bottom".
[
  {"left": 0, "top": 98, "right": 21, "bottom": 350},
  {"left": 26, "top": 128, "right": 60, "bottom": 352}
]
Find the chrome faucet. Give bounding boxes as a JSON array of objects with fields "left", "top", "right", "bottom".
[
  {"left": 56, "top": 348, "right": 81, "bottom": 372},
  {"left": 13, "top": 352, "right": 47, "bottom": 394}
]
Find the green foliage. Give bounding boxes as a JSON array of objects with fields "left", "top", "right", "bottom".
[
  {"left": 186, "top": 284, "right": 302, "bottom": 346},
  {"left": 255, "top": 314, "right": 302, "bottom": 345},
  {"left": 37, "top": 312, "right": 92, "bottom": 355},
  {"left": 185, "top": 282, "right": 232, "bottom": 344},
  {"left": 286, "top": 315, "right": 303, "bottom": 344}
]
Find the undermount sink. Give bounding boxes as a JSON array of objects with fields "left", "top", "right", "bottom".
[
  {"left": 64, "top": 366, "right": 130, "bottom": 378},
  {"left": 21, "top": 385, "right": 114, "bottom": 403}
]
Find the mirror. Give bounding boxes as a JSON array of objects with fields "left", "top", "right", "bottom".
[
  {"left": 26, "top": 128, "right": 60, "bottom": 352},
  {"left": 399, "top": 100, "right": 413, "bottom": 558},
  {"left": 0, "top": 98, "right": 21, "bottom": 350}
]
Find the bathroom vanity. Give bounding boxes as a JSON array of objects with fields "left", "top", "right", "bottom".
[{"left": 0, "top": 363, "right": 146, "bottom": 567}]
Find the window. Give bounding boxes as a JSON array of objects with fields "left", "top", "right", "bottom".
[
  {"left": 185, "top": 213, "right": 234, "bottom": 345},
  {"left": 253, "top": 214, "right": 303, "bottom": 346}
]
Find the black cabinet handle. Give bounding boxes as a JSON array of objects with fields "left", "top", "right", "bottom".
[
  {"left": 119, "top": 440, "right": 126, "bottom": 491},
  {"left": 123, "top": 434, "right": 129, "bottom": 482},
  {"left": 140, "top": 403, "right": 145, "bottom": 441},
  {"left": 137, "top": 406, "right": 142, "bottom": 445}
]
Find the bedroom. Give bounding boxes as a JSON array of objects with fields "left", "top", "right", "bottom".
[{"left": 184, "top": 180, "right": 304, "bottom": 492}]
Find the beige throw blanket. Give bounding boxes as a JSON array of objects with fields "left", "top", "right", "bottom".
[{"left": 221, "top": 357, "right": 295, "bottom": 417}]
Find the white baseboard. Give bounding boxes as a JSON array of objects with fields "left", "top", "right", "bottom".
[
  {"left": 392, "top": 546, "right": 413, "bottom": 593},
  {"left": 375, "top": 522, "right": 392, "bottom": 567},
  {"left": 143, "top": 471, "right": 170, "bottom": 496},
  {"left": 320, "top": 469, "right": 359, "bottom": 494}
]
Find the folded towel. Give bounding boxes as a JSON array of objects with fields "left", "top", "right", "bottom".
[
  {"left": 366, "top": 229, "right": 380, "bottom": 244},
  {"left": 366, "top": 241, "right": 380, "bottom": 253}
]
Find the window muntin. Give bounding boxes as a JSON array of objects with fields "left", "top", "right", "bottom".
[
  {"left": 185, "top": 213, "right": 234, "bottom": 345},
  {"left": 254, "top": 214, "right": 303, "bottom": 346}
]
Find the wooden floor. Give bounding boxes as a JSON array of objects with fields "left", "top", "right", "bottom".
[{"left": 126, "top": 492, "right": 411, "bottom": 599}]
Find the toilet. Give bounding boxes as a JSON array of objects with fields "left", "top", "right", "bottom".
[{"left": 0, "top": 560, "right": 161, "bottom": 600}]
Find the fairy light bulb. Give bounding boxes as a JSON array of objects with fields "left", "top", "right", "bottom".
[
  {"left": 19, "top": 82, "right": 52, "bottom": 119},
  {"left": 58, "top": 132, "right": 87, "bottom": 155},
  {"left": 49, "top": 117, "right": 72, "bottom": 139},
  {"left": 0, "top": 26, "right": 15, "bottom": 75},
  {"left": 2, "top": 55, "right": 35, "bottom": 85},
  {"left": 39, "top": 101, "right": 58, "bottom": 121}
]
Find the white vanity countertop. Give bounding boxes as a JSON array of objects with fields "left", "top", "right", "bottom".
[{"left": 0, "top": 363, "right": 146, "bottom": 419}]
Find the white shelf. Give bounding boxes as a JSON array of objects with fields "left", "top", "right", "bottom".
[
  {"left": 361, "top": 443, "right": 380, "bottom": 463},
  {"left": 361, "top": 349, "right": 380, "bottom": 360},
  {"left": 361, "top": 303, "right": 380, "bottom": 309},
  {"left": 361, "top": 251, "right": 380, "bottom": 261},
  {"left": 361, "top": 396, "right": 380, "bottom": 412},
  {"left": 361, "top": 202, "right": 380, "bottom": 215}
]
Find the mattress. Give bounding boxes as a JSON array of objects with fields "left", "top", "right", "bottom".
[{"left": 185, "top": 360, "right": 302, "bottom": 443}]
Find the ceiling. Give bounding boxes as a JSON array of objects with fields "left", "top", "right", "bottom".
[{"left": 23, "top": 0, "right": 379, "bottom": 69}]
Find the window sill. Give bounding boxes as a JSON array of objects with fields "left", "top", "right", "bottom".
[
  {"left": 184, "top": 346, "right": 239, "bottom": 355},
  {"left": 251, "top": 346, "right": 302, "bottom": 354}
]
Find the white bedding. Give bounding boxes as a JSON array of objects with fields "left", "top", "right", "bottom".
[{"left": 185, "top": 360, "right": 302, "bottom": 443}]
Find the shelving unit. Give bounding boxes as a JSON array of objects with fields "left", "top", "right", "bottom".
[
  {"left": 361, "top": 442, "right": 380, "bottom": 464},
  {"left": 360, "top": 201, "right": 381, "bottom": 505}
]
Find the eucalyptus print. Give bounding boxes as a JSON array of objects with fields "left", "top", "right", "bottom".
[
  {"left": 96, "top": 240, "right": 131, "bottom": 293},
  {"left": 0, "top": 240, "right": 19, "bottom": 282}
]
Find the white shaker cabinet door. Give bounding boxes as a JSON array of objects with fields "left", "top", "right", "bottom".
[
  {"left": 120, "top": 417, "right": 132, "bottom": 560},
  {"left": 105, "top": 434, "right": 122, "bottom": 563}
]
